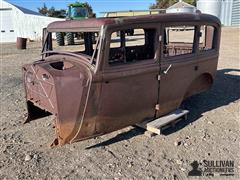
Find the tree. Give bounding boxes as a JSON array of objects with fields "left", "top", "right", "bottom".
[
  {"left": 150, "top": 0, "right": 196, "bottom": 9},
  {"left": 48, "top": 7, "right": 66, "bottom": 18},
  {"left": 82, "top": 2, "right": 95, "bottom": 17},
  {"left": 185, "top": 0, "right": 196, "bottom": 6},
  {"left": 38, "top": 4, "right": 66, "bottom": 18},
  {"left": 38, "top": 3, "right": 48, "bottom": 16}
]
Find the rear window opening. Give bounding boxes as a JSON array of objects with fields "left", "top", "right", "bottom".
[
  {"left": 199, "top": 25, "right": 216, "bottom": 51},
  {"left": 50, "top": 61, "right": 74, "bottom": 70},
  {"left": 163, "top": 26, "right": 196, "bottom": 57}
]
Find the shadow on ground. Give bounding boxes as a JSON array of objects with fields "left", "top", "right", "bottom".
[
  {"left": 87, "top": 68, "right": 240, "bottom": 149},
  {"left": 86, "top": 128, "right": 145, "bottom": 149}
]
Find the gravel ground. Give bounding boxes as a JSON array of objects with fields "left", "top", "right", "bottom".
[{"left": 0, "top": 27, "right": 239, "bottom": 179}]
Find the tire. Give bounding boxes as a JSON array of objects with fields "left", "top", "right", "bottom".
[
  {"left": 66, "top": 32, "right": 74, "bottom": 45},
  {"left": 92, "top": 33, "right": 96, "bottom": 43},
  {"left": 56, "top": 32, "right": 64, "bottom": 46}
]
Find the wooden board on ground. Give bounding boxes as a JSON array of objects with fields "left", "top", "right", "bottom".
[{"left": 136, "top": 109, "right": 189, "bottom": 135}]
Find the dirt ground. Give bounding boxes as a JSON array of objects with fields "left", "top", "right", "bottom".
[{"left": 0, "top": 27, "right": 239, "bottom": 180}]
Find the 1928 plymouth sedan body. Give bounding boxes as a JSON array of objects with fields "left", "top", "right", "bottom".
[{"left": 22, "top": 13, "right": 221, "bottom": 146}]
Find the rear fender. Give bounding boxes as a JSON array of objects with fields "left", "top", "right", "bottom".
[{"left": 184, "top": 73, "right": 213, "bottom": 99}]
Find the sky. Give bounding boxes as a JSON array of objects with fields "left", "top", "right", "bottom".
[{"left": 6, "top": 0, "right": 156, "bottom": 17}]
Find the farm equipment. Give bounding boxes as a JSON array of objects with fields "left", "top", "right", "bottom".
[{"left": 56, "top": 2, "right": 90, "bottom": 46}]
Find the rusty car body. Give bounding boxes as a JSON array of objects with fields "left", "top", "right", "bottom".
[{"left": 22, "top": 13, "right": 221, "bottom": 146}]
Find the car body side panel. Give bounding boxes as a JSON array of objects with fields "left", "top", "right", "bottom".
[
  {"left": 97, "top": 63, "right": 159, "bottom": 134},
  {"left": 71, "top": 80, "right": 103, "bottom": 143},
  {"left": 53, "top": 69, "right": 91, "bottom": 145},
  {"left": 158, "top": 59, "right": 199, "bottom": 117},
  {"left": 184, "top": 54, "right": 218, "bottom": 98},
  {"left": 157, "top": 53, "right": 218, "bottom": 118}
]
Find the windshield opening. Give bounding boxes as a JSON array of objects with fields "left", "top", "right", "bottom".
[
  {"left": 43, "top": 31, "right": 100, "bottom": 64},
  {"left": 71, "top": 7, "right": 88, "bottom": 18}
]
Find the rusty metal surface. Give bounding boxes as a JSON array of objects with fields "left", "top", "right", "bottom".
[
  {"left": 22, "top": 14, "right": 221, "bottom": 146},
  {"left": 47, "top": 13, "right": 221, "bottom": 32},
  {"left": 16, "top": 37, "right": 27, "bottom": 49}
]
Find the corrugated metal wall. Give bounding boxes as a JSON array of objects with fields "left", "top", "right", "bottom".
[
  {"left": 231, "top": 0, "right": 240, "bottom": 26},
  {"left": 13, "top": 14, "right": 62, "bottom": 40},
  {"left": 220, "top": 0, "right": 233, "bottom": 26},
  {"left": 1, "top": 0, "right": 63, "bottom": 43},
  {"left": 197, "top": 0, "right": 240, "bottom": 26}
]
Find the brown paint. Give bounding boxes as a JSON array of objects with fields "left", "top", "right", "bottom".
[{"left": 22, "top": 13, "right": 221, "bottom": 146}]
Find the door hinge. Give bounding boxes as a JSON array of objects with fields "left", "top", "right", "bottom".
[
  {"left": 155, "top": 104, "right": 160, "bottom": 111},
  {"left": 157, "top": 74, "right": 161, "bottom": 81}
]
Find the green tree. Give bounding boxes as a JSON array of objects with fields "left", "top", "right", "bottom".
[
  {"left": 38, "top": 3, "right": 48, "bottom": 16},
  {"left": 48, "top": 7, "right": 66, "bottom": 18},
  {"left": 186, "top": 0, "right": 196, "bottom": 6},
  {"left": 150, "top": 0, "right": 196, "bottom": 9},
  {"left": 38, "top": 4, "right": 66, "bottom": 18},
  {"left": 81, "top": 2, "right": 96, "bottom": 17}
]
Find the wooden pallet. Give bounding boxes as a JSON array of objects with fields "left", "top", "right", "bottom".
[{"left": 136, "top": 109, "right": 189, "bottom": 137}]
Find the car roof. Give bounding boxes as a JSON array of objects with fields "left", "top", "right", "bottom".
[{"left": 47, "top": 13, "right": 221, "bottom": 32}]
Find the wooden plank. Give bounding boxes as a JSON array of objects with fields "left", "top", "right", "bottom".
[
  {"left": 147, "top": 109, "right": 189, "bottom": 128},
  {"left": 136, "top": 109, "right": 189, "bottom": 135}
]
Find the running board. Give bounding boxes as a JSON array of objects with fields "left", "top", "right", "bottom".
[{"left": 136, "top": 109, "right": 189, "bottom": 136}]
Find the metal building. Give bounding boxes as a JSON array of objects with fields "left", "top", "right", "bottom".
[
  {"left": 166, "top": 0, "right": 197, "bottom": 13},
  {"left": 231, "top": 0, "right": 240, "bottom": 26},
  {"left": 197, "top": 0, "right": 240, "bottom": 26},
  {"left": 101, "top": 9, "right": 165, "bottom": 17},
  {"left": 0, "top": 0, "right": 63, "bottom": 43}
]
